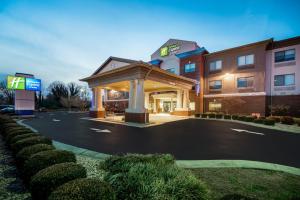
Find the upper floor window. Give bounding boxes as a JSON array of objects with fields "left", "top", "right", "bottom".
[
  {"left": 275, "top": 49, "right": 295, "bottom": 63},
  {"left": 209, "top": 80, "right": 222, "bottom": 90},
  {"left": 274, "top": 74, "right": 295, "bottom": 86},
  {"left": 209, "top": 60, "right": 222, "bottom": 72},
  {"left": 184, "top": 63, "right": 196, "bottom": 73},
  {"left": 166, "top": 68, "right": 175, "bottom": 74},
  {"left": 237, "top": 76, "right": 254, "bottom": 88},
  {"left": 238, "top": 54, "right": 254, "bottom": 66}
]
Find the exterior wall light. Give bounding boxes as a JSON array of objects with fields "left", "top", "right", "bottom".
[{"left": 224, "top": 73, "right": 234, "bottom": 80}]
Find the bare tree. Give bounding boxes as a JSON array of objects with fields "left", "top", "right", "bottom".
[
  {"left": 47, "top": 81, "right": 68, "bottom": 107},
  {"left": 0, "top": 81, "right": 14, "bottom": 104},
  {"left": 67, "top": 82, "right": 81, "bottom": 97}
]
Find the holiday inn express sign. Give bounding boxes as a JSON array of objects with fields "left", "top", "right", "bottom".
[
  {"left": 7, "top": 75, "right": 41, "bottom": 91},
  {"left": 160, "top": 44, "right": 180, "bottom": 57}
]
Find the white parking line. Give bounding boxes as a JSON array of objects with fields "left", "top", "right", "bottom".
[
  {"left": 53, "top": 119, "right": 61, "bottom": 122},
  {"left": 90, "top": 127, "right": 111, "bottom": 133},
  {"left": 231, "top": 128, "right": 264, "bottom": 136}
]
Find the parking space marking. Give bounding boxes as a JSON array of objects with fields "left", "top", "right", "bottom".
[
  {"left": 231, "top": 128, "right": 264, "bottom": 136},
  {"left": 52, "top": 119, "right": 61, "bottom": 122},
  {"left": 90, "top": 127, "right": 111, "bottom": 133}
]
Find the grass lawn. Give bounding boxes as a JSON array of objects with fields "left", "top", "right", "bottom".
[{"left": 190, "top": 168, "right": 300, "bottom": 200}]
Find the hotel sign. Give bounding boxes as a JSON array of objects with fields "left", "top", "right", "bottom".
[
  {"left": 7, "top": 75, "right": 41, "bottom": 91},
  {"left": 160, "top": 44, "right": 180, "bottom": 57}
]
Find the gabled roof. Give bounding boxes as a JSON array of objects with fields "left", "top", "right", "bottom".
[
  {"left": 92, "top": 56, "right": 138, "bottom": 75},
  {"left": 175, "top": 47, "right": 208, "bottom": 59}
]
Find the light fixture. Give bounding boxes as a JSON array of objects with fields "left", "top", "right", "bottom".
[{"left": 224, "top": 73, "right": 233, "bottom": 80}]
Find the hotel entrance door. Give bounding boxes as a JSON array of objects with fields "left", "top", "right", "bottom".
[{"left": 163, "top": 102, "right": 171, "bottom": 113}]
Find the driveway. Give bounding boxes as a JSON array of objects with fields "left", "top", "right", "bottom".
[{"left": 23, "top": 112, "right": 300, "bottom": 168}]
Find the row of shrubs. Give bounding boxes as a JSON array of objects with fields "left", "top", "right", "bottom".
[
  {"left": 0, "top": 115, "right": 114, "bottom": 200},
  {"left": 197, "top": 113, "right": 300, "bottom": 126}
]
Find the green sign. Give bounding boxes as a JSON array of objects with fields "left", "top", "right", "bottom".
[
  {"left": 160, "top": 46, "right": 169, "bottom": 57},
  {"left": 7, "top": 76, "right": 25, "bottom": 90},
  {"left": 160, "top": 44, "right": 180, "bottom": 57}
]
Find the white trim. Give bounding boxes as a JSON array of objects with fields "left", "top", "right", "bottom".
[
  {"left": 204, "top": 92, "right": 266, "bottom": 98},
  {"left": 104, "top": 99, "right": 129, "bottom": 102}
]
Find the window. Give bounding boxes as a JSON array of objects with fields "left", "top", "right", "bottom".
[
  {"left": 166, "top": 68, "right": 175, "bottom": 74},
  {"left": 209, "top": 102, "right": 222, "bottom": 112},
  {"left": 237, "top": 76, "right": 254, "bottom": 88},
  {"left": 209, "top": 80, "right": 222, "bottom": 90},
  {"left": 274, "top": 74, "right": 295, "bottom": 86},
  {"left": 184, "top": 63, "right": 196, "bottom": 73},
  {"left": 275, "top": 49, "right": 295, "bottom": 62},
  {"left": 209, "top": 60, "right": 222, "bottom": 71},
  {"left": 238, "top": 54, "right": 254, "bottom": 66}
]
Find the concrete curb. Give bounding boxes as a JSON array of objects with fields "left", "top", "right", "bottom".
[{"left": 194, "top": 118, "right": 300, "bottom": 134}]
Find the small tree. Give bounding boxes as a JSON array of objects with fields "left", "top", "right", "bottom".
[
  {"left": 269, "top": 104, "right": 290, "bottom": 116},
  {"left": 0, "top": 81, "right": 14, "bottom": 104}
]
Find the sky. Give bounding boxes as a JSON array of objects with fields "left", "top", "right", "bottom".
[{"left": 0, "top": 0, "right": 300, "bottom": 87}]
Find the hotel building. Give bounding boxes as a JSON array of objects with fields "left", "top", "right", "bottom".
[{"left": 81, "top": 36, "right": 300, "bottom": 123}]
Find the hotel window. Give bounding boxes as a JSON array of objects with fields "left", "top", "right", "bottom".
[
  {"left": 238, "top": 54, "right": 254, "bottom": 66},
  {"left": 237, "top": 76, "right": 254, "bottom": 88},
  {"left": 274, "top": 74, "right": 295, "bottom": 86},
  {"left": 209, "top": 80, "right": 222, "bottom": 90},
  {"left": 209, "top": 60, "right": 222, "bottom": 72},
  {"left": 166, "top": 68, "right": 175, "bottom": 74},
  {"left": 275, "top": 49, "right": 295, "bottom": 63},
  {"left": 209, "top": 102, "right": 222, "bottom": 112},
  {"left": 184, "top": 63, "right": 196, "bottom": 73}
]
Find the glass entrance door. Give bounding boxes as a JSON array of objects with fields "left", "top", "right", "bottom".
[{"left": 163, "top": 101, "right": 171, "bottom": 113}]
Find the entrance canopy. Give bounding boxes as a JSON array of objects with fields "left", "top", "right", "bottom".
[{"left": 80, "top": 62, "right": 197, "bottom": 90}]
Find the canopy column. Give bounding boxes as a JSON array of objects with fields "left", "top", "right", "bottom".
[{"left": 89, "top": 87, "right": 105, "bottom": 118}]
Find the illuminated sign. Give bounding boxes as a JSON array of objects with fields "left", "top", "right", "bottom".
[
  {"left": 25, "top": 78, "right": 41, "bottom": 91},
  {"left": 160, "top": 44, "right": 180, "bottom": 57},
  {"left": 7, "top": 76, "right": 25, "bottom": 90}
]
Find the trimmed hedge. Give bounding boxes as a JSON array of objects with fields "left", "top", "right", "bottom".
[
  {"left": 195, "top": 113, "right": 201, "bottom": 118},
  {"left": 245, "top": 116, "right": 256, "bottom": 122},
  {"left": 216, "top": 114, "right": 223, "bottom": 119},
  {"left": 232, "top": 115, "right": 238, "bottom": 120},
  {"left": 224, "top": 115, "right": 231, "bottom": 120},
  {"left": 48, "top": 178, "right": 115, "bottom": 200},
  {"left": 281, "top": 116, "right": 294, "bottom": 125},
  {"left": 5, "top": 129, "right": 34, "bottom": 142},
  {"left": 220, "top": 194, "right": 257, "bottom": 200},
  {"left": 30, "top": 162, "right": 87, "bottom": 200},
  {"left": 99, "top": 154, "right": 175, "bottom": 175},
  {"left": 201, "top": 114, "right": 207, "bottom": 118},
  {"left": 9, "top": 133, "right": 40, "bottom": 146},
  {"left": 11, "top": 136, "right": 52, "bottom": 153},
  {"left": 267, "top": 116, "right": 281, "bottom": 123},
  {"left": 208, "top": 113, "right": 216, "bottom": 118},
  {"left": 254, "top": 118, "right": 264, "bottom": 124},
  {"left": 16, "top": 144, "right": 54, "bottom": 168},
  {"left": 237, "top": 115, "right": 246, "bottom": 121},
  {"left": 263, "top": 119, "right": 275, "bottom": 126},
  {"left": 23, "top": 150, "right": 76, "bottom": 184}
]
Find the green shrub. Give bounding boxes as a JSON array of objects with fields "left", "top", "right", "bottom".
[
  {"left": 5, "top": 129, "right": 34, "bottom": 142},
  {"left": 100, "top": 154, "right": 175, "bottom": 175},
  {"left": 104, "top": 162, "right": 209, "bottom": 200},
  {"left": 220, "top": 194, "right": 257, "bottom": 200},
  {"left": 11, "top": 136, "right": 52, "bottom": 153},
  {"left": 30, "top": 162, "right": 87, "bottom": 200},
  {"left": 16, "top": 144, "right": 54, "bottom": 168},
  {"left": 201, "top": 114, "right": 207, "bottom": 118},
  {"left": 254, "top": 118, "right": 264, "bottom": 124},
  {"left": 208, "top": 113, "right": 216, "bottom": 118},
  {"left": 1, "top": 124, "right": 22, "bottom": 136},
  {"left": 232, "top": 115, "right": 238, "bottom": 120},
  {"left": 216, "top": 114, "right": 223, "bottom": 119},
  {"left": 281, "top": 116, "right": 294, "bottom": 125},
  {"left": 245, "top": 116, "right": 256, "bottom": 122},
  {"left": 48, "top": 178, "right": 115, "bottom": 200},
  {"left": 237, "top": 115, "right": 246, "bottom": 121},
  {"left": 194, "top": 113, "right": 200, "bottom": 118},
  {"left": 224, "top": 115, "right": 231, "bottom": 120},
  {"left": 267, "top": 116, "right": 281, "bottom": 123},
  {"left": 263, "top": 119, "right": 275, "bottom": 126},
  {"left": 9, "top": 133, "right": 40, "bottom": 146},
  {"left": 23, "top": 150, "right": 76, "bottom": 184}
]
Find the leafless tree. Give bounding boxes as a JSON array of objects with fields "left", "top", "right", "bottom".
[{"left": 0, "top": 81, "right": 14, "bottom": 104}]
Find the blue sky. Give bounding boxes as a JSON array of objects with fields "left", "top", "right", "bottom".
[{"left": 0, "top": 0, "right": 300, "bottom": 87}]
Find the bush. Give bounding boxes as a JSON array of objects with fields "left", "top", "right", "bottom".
[
  {"left": 9, "top": 133, "right": 40, "bottom": 146},
  {"left": 263, "top": 119, "right": 275, "bottom": 126},
  {"left": 245, "top": 116, "right": 256, "bottom": 122},
  {"left": 5, "top": 129, "right": 34, "bottom": 142},
  {"left": 11, "top": 136, "right": 52, "bottom": 153},
  {"left": 100, "top": 154, "right": 175, "bottom": 175},
  {"left": 254, "top": 118, "right": 264, "bottom": 124},
  {"left": 208, "top": 113, "right": 216, "bottom": 118},
  {"left": 23, "top": 150, "right": 76, "bottom": 184},
  {"left": 104, "top": 162, "right": 209, "bottom": 200},
  {"left": 267, "top": 116, "right": 281, "bottom": 123},
  {"left": 237, "top": 115, "right": 246, "bottom": 121},
  {"left": 194, "top": 113, "right": 200, "bottom": 118},
  {"left": 1, "top": 125, "right": 24, "bottom": 136},
  {"left": 232, "top": 115, "right": 238, "bottom": 120},
  {"left": 48, "top": 178, "right": 115, "bottom": 200},
  {"left": 30, "top": 162, "right": 87, "bottom": 200},
  {"left": 281, "top": 116, "right": 295, "bottom": 125},
  {"left": 16, "top": 144, "right": 54, "bottom": 168},
  {"left": 216, "top": 114, "right": 223, "bottom": 119},
  {"left": 224, "top": 115, "right": 231, "bottom": 120},
  {"left": 220, "top": 194, "right": 257, "bottom": 200},
  {"left": 201, "top": 114, "right": 207, "bottom": 118}
]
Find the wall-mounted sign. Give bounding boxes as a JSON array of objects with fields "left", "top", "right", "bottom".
[
  {"left": 7, "top": 75, "right": 41, "bottom": 91},
  {"left": 25, "top": 78, "right": 41, "bottom": 91},
  {"left": 7, "top": 76, "right": 25, "bottom": 90},
  {"left": 160, "top": 44, "right": 181, "bottom": 57}
]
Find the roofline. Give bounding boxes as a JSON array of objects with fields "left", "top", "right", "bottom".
[
  {"left": 92, "top": 56, "right": 138, "bottom": 75},
  {"left": 267, "top": 36, "right": 300, "bottom": 50},
  {"left": 204, "top": 38, "right": 273, "bottom": 56},
  {"left": 80, "top": 62, "right": 198, "bottom": 84}
]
